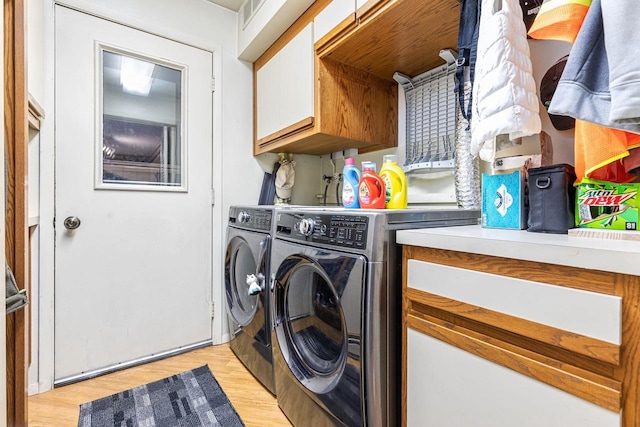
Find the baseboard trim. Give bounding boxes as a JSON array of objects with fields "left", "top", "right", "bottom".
[{"left": 53, "top": 340, "right": 213, "bottom": 388}]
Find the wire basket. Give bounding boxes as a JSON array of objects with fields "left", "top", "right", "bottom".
[{"left": 395, "top": 53, "right": 457, "bottom": 173}]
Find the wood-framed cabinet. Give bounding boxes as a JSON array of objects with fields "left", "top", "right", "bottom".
[
  {"left": 253, "top": 0, "right": 397, "bottom": 156},
  {"left": 402, "top": 245, "right": 640, "bottom": 426},
  {"left": 253, "top": 0, "right": 463, "bottom": 156},
  {"left": 318, "top": 0, "right": 460, "bottom": 82},
  {"left": 256, "top": 22, "right": 315, "bottom": 146}
]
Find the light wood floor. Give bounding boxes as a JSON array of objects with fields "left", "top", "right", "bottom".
[{"left": 28, "top": 343, "right": 292, "bottom": 427}]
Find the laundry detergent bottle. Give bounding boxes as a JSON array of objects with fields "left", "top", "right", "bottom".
[
  {"left": 379, "top": 154, "right": 408, "bottom": 209},
  {"left": 358, "top": 161, "right": 386, "bottom": 209},
  {"left": 342, "top": 158, "right": 361, "bottom": 208}
]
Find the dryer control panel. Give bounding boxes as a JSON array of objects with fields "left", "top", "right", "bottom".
[
  {"left": 278, "top": 212, "right": 368, "bottom": 250},
  {"left": 229, "top": 207, "right": 273, "bottom": 232}
]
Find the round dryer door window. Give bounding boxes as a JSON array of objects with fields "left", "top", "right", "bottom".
[
  {"left": 274, "top": 252, "right": 365, "bottom": 395},
  {"left": 287, "top": 264, "right": 345, "bottom": 375},
  {"left": 225, "top": 237, "right": 259, "bottom": 326}
]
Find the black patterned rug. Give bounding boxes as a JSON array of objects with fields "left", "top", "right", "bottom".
[{"left": 78, "top": 365, "right": 245, "bottom": 427}]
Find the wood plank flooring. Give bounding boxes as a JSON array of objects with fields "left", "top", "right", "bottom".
[{"left": 28, "top": 343, "right": 292, "bottom": 427}]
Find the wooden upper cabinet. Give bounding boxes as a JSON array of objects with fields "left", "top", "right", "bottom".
[
  {"left": 253, "top": 0, "right": 460, "bottom": 156},
  {"left": 318, "top": 0, "right": 460, "bottom": 82},
  {"left": 254, "top": 52, "right": 397, "bottom": 155},
  {"left": 253, "top": 0, "right": 397, "bottom": 156},
  {"left": 256, "top": 23, "right": 315, "bottom": 142}
]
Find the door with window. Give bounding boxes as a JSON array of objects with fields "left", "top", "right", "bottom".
[{"left": 54, "top": 6, "right": 214, "bottom": 382}]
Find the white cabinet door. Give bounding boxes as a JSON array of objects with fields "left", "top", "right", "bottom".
[
  {"left": 279, "top": 23, "right": 314, "bottom": 132},
  {"left": 407, "top": 260, "right": 622, "bottom": 345},
  {"left": 314, "top": 0, "right": 356, "bottom": 43},
  {"left": 407, "top": 329, "right": 621, "bottom": 427},
  {"left": 256, "top": 53, "right": 280, "bottom": 140},
  {"left": 256, "top": 22, "right": 314, "bottom": 141},
  {"left": 406, "top": 258, "right": 622, "bottom": 426}
]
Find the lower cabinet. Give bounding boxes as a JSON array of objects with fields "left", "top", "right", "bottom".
[
  {"left": 407, "top": 330, "right": 620, "bottom": 427},
  {"left": 402, "top": 246, "right": 640, "bottom": 427}
]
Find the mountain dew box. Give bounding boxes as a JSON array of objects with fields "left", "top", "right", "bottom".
[{"left": 575, "top": 178, "right": 640, "bottom": 230}]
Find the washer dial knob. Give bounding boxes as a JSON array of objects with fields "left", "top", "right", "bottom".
[
  {"left": 299, "top": 218, "right": 316, "bottom": 236},
  {"left": 238, "top": 211, "right": 251, "bottom": 223}
]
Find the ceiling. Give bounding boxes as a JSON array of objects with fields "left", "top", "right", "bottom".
[{"left": 205, "top": 0, "right": 244, "bottom": 12}]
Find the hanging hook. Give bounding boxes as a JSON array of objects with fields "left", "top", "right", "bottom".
[{"left": 278, "top": 153, "right": 293, "bottom": 164}]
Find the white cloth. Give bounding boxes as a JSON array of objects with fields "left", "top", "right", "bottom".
[
  {"left": 275, "top": 161, "right": 295, "bottom": 199},
  {"left": 471, "top": 0, "right": 541, "bottom": 161}
]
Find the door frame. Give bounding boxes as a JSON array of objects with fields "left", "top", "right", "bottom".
[
  {"left": 4, "top": 0, "right": 28, "bottom": 422},
  {"left": 36, "top": 1, "right": 225, "bottom": 393},
  {"left": 0, "top": 0, "right": 5, "bottom": 417}
]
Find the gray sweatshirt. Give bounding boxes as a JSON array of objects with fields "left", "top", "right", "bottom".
[{"left": 548, "top": 0, "right": 640, "bottom": 133}]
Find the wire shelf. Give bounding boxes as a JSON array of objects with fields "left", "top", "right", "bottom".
[{"left": 396, "top": 59, "right": 457, "bottom": 173}]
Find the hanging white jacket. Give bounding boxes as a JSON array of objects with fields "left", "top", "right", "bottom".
[{"left": 471, "top": 0, "right": 541, "bottom": 160}]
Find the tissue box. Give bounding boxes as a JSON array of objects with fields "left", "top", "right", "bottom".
[
  {"left": 482, "top": 170, "right": 527, "bottom": 229},
  {"left": 575, "top": 179, "right": 640, "bottom": 230}
]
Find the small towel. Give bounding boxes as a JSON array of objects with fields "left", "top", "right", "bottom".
[{"left": 6, "top": 263, "right": 28, "bottom": 315}]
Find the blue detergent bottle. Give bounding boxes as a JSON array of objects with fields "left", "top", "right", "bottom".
[{"left": 342, "top": 158, "right": 361, "bottom": 208}]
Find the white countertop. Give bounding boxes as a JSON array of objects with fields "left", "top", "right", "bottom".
[{"left": 397, "top": 225, "right": 640, "bottom": 276}]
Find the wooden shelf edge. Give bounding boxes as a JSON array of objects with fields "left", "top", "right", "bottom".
[
  {"left": 254, "top": 130, "right": 381, "bottom": 156},
  {"left": 406, "top": 288, "right": 621, "bottom": 366},
  {"left": 403, "top": 246, "right": 618, "bottom": 295},
  {"left": 255, "top": 117, "right": 315, "bottom": 153}
]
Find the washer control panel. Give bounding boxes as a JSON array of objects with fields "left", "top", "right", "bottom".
[
  {"left": 282, "top": 212, "right": 368, "bottom": 250},
  {"left": 229, "top": 207, "right": 272, "bottom": 231}
]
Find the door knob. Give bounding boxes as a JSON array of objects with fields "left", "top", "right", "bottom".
[{"left": 63, "top": 216, "right": 81, "bottom": 230}]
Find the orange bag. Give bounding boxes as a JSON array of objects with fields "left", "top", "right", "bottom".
[
  {"left": 528, "top": 0, "right": 591, "bottom": 43},
  {"left": 574, "top": 120, "right": 640, "bottom": 183}
]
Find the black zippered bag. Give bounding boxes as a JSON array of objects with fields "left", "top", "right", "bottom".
[{"left": 527, "top": 163, "right": 576, "bottom": 234}]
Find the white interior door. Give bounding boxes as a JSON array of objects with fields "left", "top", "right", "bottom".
[{"left": 54, "top": 6, "right": 214, "bottom": 382}]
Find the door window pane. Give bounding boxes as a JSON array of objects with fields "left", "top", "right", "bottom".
[{"left": 100, "top": 50, "right": 184, "bottom": 188}]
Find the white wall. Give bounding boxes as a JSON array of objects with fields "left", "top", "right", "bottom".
[
  {"left": 27, "top": 129, "right": 40, "bottom": 396},
  {"left": 237, "top": 0, "right": 314, "bottom": 62},
  {"left": 254, "top": 153, "right": 323, "bottom": 206},
  {"left": 528, "top": 39, "right": 574, "bottom": 163},
  {"left": 318, "top": 38, "right": 574, "bottom": 206},
  {"left": 28, "top": 0, "right": 45, "bottom": 104},
  {"left": 34, "top": 0, "right": 288, "bottom": 393}
]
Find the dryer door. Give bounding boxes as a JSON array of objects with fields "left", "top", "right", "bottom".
[
  {"left": 273, "top": 244, "right": 365, "bottom": 400},
  {"left": 225, "top": 229, "right": 270, "bottom": 329}
]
